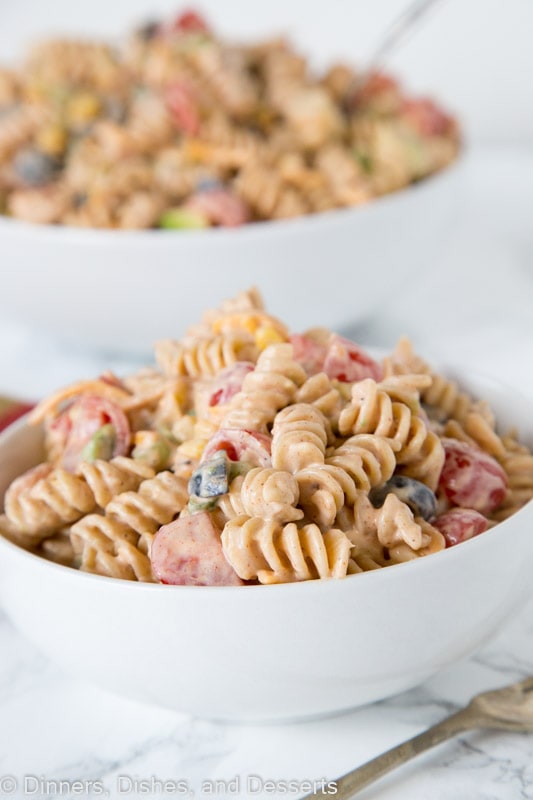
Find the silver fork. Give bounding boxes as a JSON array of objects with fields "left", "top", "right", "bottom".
[
  {"left": 302, "top": 676, "right": 533, "bottom": 799},
  {"left": 353, "top": 0, "right": 449, "bottom": 95}
]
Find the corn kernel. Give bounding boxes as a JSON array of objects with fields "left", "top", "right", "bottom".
[
  {"left": 36, "top": 124, "right": 68, "bottom": 156},
  {"left": 212, "top": 312, "right": 288, "bottom": 340},
  {"left": 183, "top": 139, "right": 213, "bottom": 162},
  {"left": 133, "top": 431, "right": 156, "bottom": 447},
  {"left": 178, "top": 437, "right": 208, "bottom": 460},
  {"left": 66, "top": 92, "right": 102, "bottom": 126},
  {"left": 255, "top": 326, "right": 286, "bottom": 350}
]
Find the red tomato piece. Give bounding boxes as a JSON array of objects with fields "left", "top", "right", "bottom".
[
  {"left": 351, "top": 71, "right": 401, "bottom": 108},
  {"left": 402, "top": 98, "right": 454, "bottom": 137},
  {"left": 186, "top": 189, "right": 250, "bottom": 228},
  {"left": 208, "top": 362, "right": 255, "bottom": 407},
  {"left": 201, "top": 428, "right": 271, "bottom": 467},
  {"left": 289, "top": 334, "right": 327, "bottom": 375},
  {"left": 166, "top": 80, "right": 201, "bottom": 136},
  {"left": 151, "top": 512, "right": 243, "bottom": 585},
  {"left": 172, "top": 10, "right": 210, "bottom": 34},
  {"left": 49, "top": 395, "right": 131, "bottom": 471},
  {"left": 438, "top": 439, "right": 507, "bottom": 515},
  {"left": 323, "top": 335, "right": 383, "bottom": 382},
  {"left": 433, "top": 508, "right": 489, "bottom": 547}
]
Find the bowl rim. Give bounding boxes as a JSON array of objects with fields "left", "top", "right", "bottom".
[
  {"left": 0, "top": 156, "right": 463, "bottom": 247},
  {"left": 0, "top": 404, "right": 530, "bottom": 597}
]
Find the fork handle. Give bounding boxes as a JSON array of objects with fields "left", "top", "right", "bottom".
[
  {"left": 312, "top": 707, "right": 476, "bottom": 799},
  {"left": 368, "top": 0, "right": 447, "bottom": 73}
]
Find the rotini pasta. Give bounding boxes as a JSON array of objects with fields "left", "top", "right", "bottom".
[
  {"left": 1, "top": 288, "right": 530, "bottom": 587},
  {"left": 271, "top": 404, "right": 328, "bottom": 472},
  {"left": 237, "top": 467, "right": 303, "bottom": 523},
  {"left": 4, "top": 457, "right": 154, "bottom": 542},
  {"left": 221, "top": 343, "right": 306, "bottom": 432},
  {"left": 339, "top": 378, "right": 444, "bottom": 490},
  {"left": 70, "top": 470, "right": 189, "bottom": 581},
  {"left": 221, "top": 516, "right": 352, "bottom": 584},
  {"left": 155, "top": 333, "right": 257, "bottom": 378},
  {"left": 325, "top": 434, "right": 397, "bottom": 492}
]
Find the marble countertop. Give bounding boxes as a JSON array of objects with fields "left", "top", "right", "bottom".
[{"left": 0, "top": 145, "right": 532, "bottom": 799}]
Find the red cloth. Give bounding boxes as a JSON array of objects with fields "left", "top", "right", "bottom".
[{"left": 0, "top": 399, "right": 35, "bottom": 433}]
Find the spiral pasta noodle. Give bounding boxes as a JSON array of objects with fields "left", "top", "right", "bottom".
[
  {"left": 222, "top": 343, "right": 306, "bottom": 432},
  {"left": 490, "top": 437, "right": 533, "bottom": 522},
  {"left": 187, "top": 42, "right": 257, "bottom": 117},
  {"left": 237, "top": 467, "right": 303, "bottom": 523},
  {"left": 0, "top": 105, "right": 51, "bottom": 159},
  {"left": 4, "top": 457, "right": 155, "bottom": 543},
  {"left": 234, "top": 164, "right": 309, "bottom": 220},
  {"left": 295, "top": 464, "right": 357, "bottom": 530},
  {"left": 385, "top": 518, "right": 446, "bottom": 564},
  {"left": 325, "top": 434, "right": 397, "bottom": 493},
  {"left": 295, "top": 372, "right": 343, "bottom": 430},
  {"left": 271, "top": 403, "right": 328, "bottom": 472},
  {"left": 221, "top": 516, "right": 352, "bottom": 584},
  {"left": 70, "top": 470, "right": 189, "bottom": 581},
  {"left": 444, "top": 413, "right": 506, "bottom": 461},
  {"left": 155, "top": 333, "right": 257, "bottom": 379},
  {"left": 339, "top": 378, "right": 444, "bottom": 490}
]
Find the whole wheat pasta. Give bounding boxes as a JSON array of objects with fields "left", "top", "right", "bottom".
[
  {"left": 238, "top": 467, "right": 302, "bottom": 523},
  {"left": 295, "top": 373, "right": 343, "bottom": 431},
  {"left": 222, "top": 343, "right": 306, "bottom": 432},
  {"left": 221, "top": 516, "right": 352, "bottom": 584},
  {"left": 155, "top": 333, "right": 257, "bottom": 379},
  {"left": 4, "top": 456, "right": 154, "bottom": 541},
  {"left": 0, "top": 104, "right": 51, "bottom": 160},
  {"left": 385, "top": 518, "right": 446, "bottom": 564},
  {"left": 6, "top": 184, "right": 69, "bottom": 225},
  {"left": 315, "top": 143, "right": 371, "bottom": 206},
  {"left": 325, "top": 434, "right": 397, "bottom": 493},
  {"left": 234, "top": 163, "right": 309, "bottom": 220},
  {"left": 338, "top": 378, "right": 445, "bottom": 490},
  {"left": 271, "top": 403, "right": 328, "bottom": 472},
  {"left": 70, "top": 470, "right": 189, "bottom": 581},
  {"left": 295, "top": 464, "right": 357, "bottom": 530},
  {"left": 490, "top": 437, "right": 533, "bottom": 522}
]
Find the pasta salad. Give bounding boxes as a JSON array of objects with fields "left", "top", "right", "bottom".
[
  {"left": 1, "top": 289, "right": 531, "bottom": 586},
  {"left": 0, "top": 9, "right": 459, "bottom": 228}
]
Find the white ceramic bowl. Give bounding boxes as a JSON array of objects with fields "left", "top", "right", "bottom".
[
  {"left": 0, "top": 160, "right": 462, "bottom": 355},
  {"left": 0, "top": 364, "right": 531, "bottom": 722},
  {"left": 0, "top": 0, "right": 464, "bottom": 354}
]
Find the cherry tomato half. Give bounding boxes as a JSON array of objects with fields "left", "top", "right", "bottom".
[
  {"left": 208, "top": 362, "right": 255, "bottom": 407},
  {"left": 201, "top": 428, "right": 271, "bottom": 467},
  {"left": 438, "top": 439, "right": 507, "bottom": 515},
  {"left": 433, "top": 508, "right": 488, "bottom": 547},
  {"left": 49, "top": 395, "right": 130, "bottom": 471},
  {"left": 323, "top": 335, "right": 383, "bottom": 382}
]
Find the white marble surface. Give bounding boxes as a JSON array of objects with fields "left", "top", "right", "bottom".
[{"left": 0, "top": 145, "right": 532, "bottom": 799}]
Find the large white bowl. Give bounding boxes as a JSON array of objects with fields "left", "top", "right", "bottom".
[
  {"left": 0, "top": 160, "right": 462, "bottom": 354},
  {"left": 0, "top": 364, "right": 531, "bottom": 722}
]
